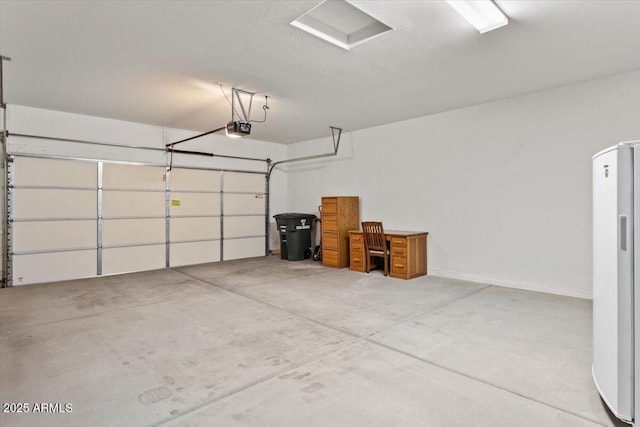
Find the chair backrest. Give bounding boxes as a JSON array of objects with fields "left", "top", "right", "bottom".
[{"left": 362, "top": 221, "right": 386, "bottom": 252}]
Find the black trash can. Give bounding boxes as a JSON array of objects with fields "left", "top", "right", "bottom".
[{"left": 274, "top": 213, "right": 317, "bottom": 261}]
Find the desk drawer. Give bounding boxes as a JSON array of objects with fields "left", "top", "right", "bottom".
[
  {"left": 391, "top": 257, "right": 408, "bottom": 275},
  {"left": 350, "top": 254, "right": 365, "bottom": 271},
  {"left": 350, "top": 233, "right": 363, "bottom": 243},
  {"left": 322, "top": 248, "right": 339, "bottom": 267},
  {"left": 351, "top": 242, "right": 364, "bottom": 252},
  {"left": 391, "top": 246, "right": 407, "bottom": 256},
  {"left": 391, "top": 237, "right": 407, "bottom": 248}
]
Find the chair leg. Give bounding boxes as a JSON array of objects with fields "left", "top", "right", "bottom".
[{"left": 384, "top": 254, "right": 389, "bottom": 276}]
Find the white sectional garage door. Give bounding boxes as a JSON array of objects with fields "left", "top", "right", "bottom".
[
  {"left": 8, "top": 156, "right": 267, "bottom": 285},
  {"left": 169, "top": 167, "right": 221, "bottom": 267},
  {"left": 11, "top": 157, "right": 98, "bottom": 285},
  {"left": 222, "top": 172, "right": 266, "bottom": 260},
  {"left": 101, "top": 163, "right": 166, "bottom": 275}
]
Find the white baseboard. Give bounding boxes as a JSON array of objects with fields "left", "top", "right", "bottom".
[{"left": 428, "top": 268, "right": 592, "bottom": 300}]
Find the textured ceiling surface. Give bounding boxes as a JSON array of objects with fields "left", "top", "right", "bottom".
[{"left": 1, "top": 0, "right": 639, "bottom": 144}]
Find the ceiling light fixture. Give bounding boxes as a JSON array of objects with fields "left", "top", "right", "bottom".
[{"left": 445, "top": 0, "right": 508, "bottom": 34}]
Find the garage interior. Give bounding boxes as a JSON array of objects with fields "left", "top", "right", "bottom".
[{"left": 0, "top": 1, "right": 639, "bottom": 426}]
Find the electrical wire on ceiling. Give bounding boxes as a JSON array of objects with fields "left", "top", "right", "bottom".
[
  {"left": 218, "top": 82, "right": 232, "bottom": 106},
  {"left": 250, "top": 96, "right": 269, "bottom": 124}
]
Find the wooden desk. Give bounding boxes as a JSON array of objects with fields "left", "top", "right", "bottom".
[{"left": 349, "top": 230, "right": 428, "bottom": 280}]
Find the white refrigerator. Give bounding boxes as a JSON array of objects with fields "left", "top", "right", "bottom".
[{"left": 593, "top": 141, "right": 639, "bottom": 424}]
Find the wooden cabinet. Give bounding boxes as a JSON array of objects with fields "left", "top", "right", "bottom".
[
  {"left": 349, "top": 232, "right": 366, "bottom": 272},
  {"left": 349, "top": 230, "right": 428, "bottom": 280},
  {"left": 321, "top": 196, "right": 359, "bottom": 268}
]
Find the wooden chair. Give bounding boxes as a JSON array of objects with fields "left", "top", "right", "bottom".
[{"left": 361, "top": 221, "right": 389, "bottom": 276}]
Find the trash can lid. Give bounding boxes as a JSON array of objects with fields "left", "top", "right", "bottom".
[{"left": 273, "top": 213, "right": 317, "bottom": 220}]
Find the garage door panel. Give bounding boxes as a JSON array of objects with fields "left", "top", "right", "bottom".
[
  {"left": 223, "top": 172, "right": 264, "bottom": 193},
  {"left": 170, "top": 241, "right": 220, "bottom": 267},
  {"left": 103, "top": 164, "right": 165, "bottom": 190},
  {"left": 103, "top": 218, "right": 165, "bottom": 246},
  {"left": 224, "top": 194, "right": 265, "bottom": 215},
  {"left": 13, "top": 189, "right": 96, "bottom": 219},
  {"left": 170, "top": 193, "right": 219, "bottom": 217},
  {"left": 13, "top": 250, "right": 97, "bottom": 285},
  {"left": 224, "top": 216, "right": 264, "bottom": 238},
  {"left": 170, "top": 217, "right": 220, "bottom": 242},
  {"left": 10, "top": 157, "right": 269, "bottom": 284},
  {"left": 170, "top": 168, "right": 220, "bottom": 192},
  {"left": 13, "top": 220, "right": 96, "bottom": 252},
  {"left": 102, "top": 191, "right": 165, "bottom": 218},
  {"left": 102, "top": 245, "right": 165, "bottom": 275},
  {"left": 224, "top": 237, "right": 265, "bottom": 260},
  {"left": 13, "top": 157, "right": 96, "bottom": 188}
]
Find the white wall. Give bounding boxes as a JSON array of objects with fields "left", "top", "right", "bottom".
[
  {"left": 5, "top": 105, "right": 288, "bottom": 249},
  {"left": 285, "top": 70, "right": 640, "bottom": 299}
]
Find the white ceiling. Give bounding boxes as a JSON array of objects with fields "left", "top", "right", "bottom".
[{"left": 1, "top": 1, "right": 639, "bottom": 144}]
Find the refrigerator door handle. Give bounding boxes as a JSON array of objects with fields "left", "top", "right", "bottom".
[{"left": 620, "top": 215, "right": 627, "bottom": 251}]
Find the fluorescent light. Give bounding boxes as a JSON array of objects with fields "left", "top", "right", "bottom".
[{"left": 445, "top": 0, "right": 508, "bottom": 34}]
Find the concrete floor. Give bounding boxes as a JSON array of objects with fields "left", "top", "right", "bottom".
[{"left": 0, "top": 256, "right": 623, "bottom": 427}]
